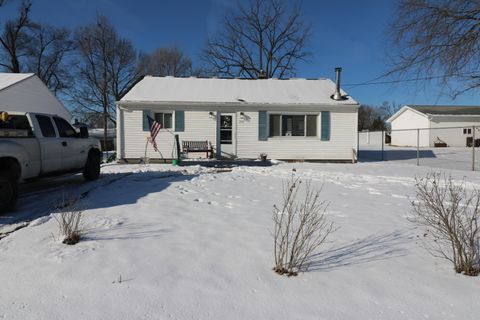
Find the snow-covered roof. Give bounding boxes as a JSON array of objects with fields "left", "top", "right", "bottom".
[
  {"left": 409, "top": 105, "right": 480, "bottom": 116},
  {"left": 120, "top": 76, "right": 358, "bottom": 106},
  {"left": 89, "top": 128, "right": 116, "bottom": 139},
  {"left": 387, "top": 105, "right": 480, "bottom": 123},
  {"left": 0, "top": 73, "right": 34, "bottom": 91}
]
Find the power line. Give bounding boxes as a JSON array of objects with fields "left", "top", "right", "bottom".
[{"left": 343, "top": 73, "right": 477, "bottom": 89}]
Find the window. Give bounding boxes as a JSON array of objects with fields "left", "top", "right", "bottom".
[
  {"left": 0, "top": 115, "right": 33, "bottom": 136},
  {"left": 269, "top": 114, "right": 317, "bottom": 137},
  {"left": 36, "top": 115, "right": 56, "bottom": 137},
  {"left": 154, "top": 112, "right": 173, "bottom": 129},
  {"left": 463, "top": 128, "right": 472, "bottom": 135},
  {"left": 220, "top": 115, "right": 233, "bottom": 144},
  {"left": 53, "top": 117, "right": 77, "bottom": 138}
]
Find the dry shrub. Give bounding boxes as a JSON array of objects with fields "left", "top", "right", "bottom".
[
  {"left": 273, "top": 171, "right": 334, "bottom": 276},
  {"left": 53, "top": 195, "right": 84, "bottom": 245},
  {"left": 411, "top": 172, "right": 480, "bottom": 276}
]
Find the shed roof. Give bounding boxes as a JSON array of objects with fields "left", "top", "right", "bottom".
[
  {"left": 0, "top": 73, "right": 34, "bottom": 91},
  {"left": 387, "top": 105, "right": 480, "bottom": 123},
  {"left": 120, "top": 76, "right": 358, "bottom": 106},
  {"left": 409, "top": 105, "right": 480, "bottom": 116}
]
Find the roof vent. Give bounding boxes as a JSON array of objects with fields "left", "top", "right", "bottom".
[{"left": 332, "top": 67, "right": 345, "bottom": 101}]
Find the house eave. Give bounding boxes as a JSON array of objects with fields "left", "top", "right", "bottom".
[{"left": 117, "top": 100, "right": 360, "bottom": 109}]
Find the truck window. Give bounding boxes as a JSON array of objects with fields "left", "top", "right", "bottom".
[
  {"left": 53, "top": 117, "right": 77, "bottom": 138},
  {"left": 36, "top": 115, "right": 57, "bottom": 137},
  {"left": 0, "top": 115, "right": 33, "bottom": 133}
]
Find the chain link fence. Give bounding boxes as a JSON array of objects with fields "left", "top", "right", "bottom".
[{"left": 358, "top": 126, "right": 479, "bottom": 171}]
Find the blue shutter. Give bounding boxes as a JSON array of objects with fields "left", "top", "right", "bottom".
[
  {"left": 321, "top": 111, "right": 330, "bottom": 141},
  {"left": 175, "top": 110, "right": 185, "bottom": 132},
  {"left": 258, "top": 111, "right": 268, "bottom": 141},
  {"left": 142, "top": 110, "right": 150, "bottom": 131}
]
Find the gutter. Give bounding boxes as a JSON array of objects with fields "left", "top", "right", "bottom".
[{"left": 117, "top": 100, "right": 360, "bottom": 109}]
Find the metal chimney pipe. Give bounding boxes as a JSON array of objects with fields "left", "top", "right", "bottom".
[{"left": 333, "top": 67, "right": 343, "bottom": 100}]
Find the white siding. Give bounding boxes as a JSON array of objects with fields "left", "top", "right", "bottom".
[
  {"left": 390, "top": 109, "right": 429, "bottom": 147},
  {"left": 236, "top": 109, "right": 357, "bottom": 160},
  {"left": 122, "top": 108, "right": 216, "bottom": 159},
  {"left": 119, "top": 105, "right": 358, "bottom": 161},
  {"left": 428, "top": 116, "right": 480, "bottom": 147},
  {"left": 0, "top": 76, "right": 71, "bottom": 121}
]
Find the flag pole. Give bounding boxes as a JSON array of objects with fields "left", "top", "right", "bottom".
[{"left": 144, "top": 138, "right": 149, "bottom": 158}]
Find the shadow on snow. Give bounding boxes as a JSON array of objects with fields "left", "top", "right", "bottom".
[
  {"left": 304, "top": 231, "right": 410, "bottom": 272},
  {"left": 1, "top": 170, "right": 198, "bottom": 226},
  {"left": 359, "top": 149, "right": 436, "bottom": 162}
]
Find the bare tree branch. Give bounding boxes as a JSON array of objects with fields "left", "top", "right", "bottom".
[
  {"left": 202, "top": 0, "right": 311, "bottom": 79},
  {"left": 71, "top": 15, "right": 139, "bottom": 148},
  {"left": 0, "top": 0, "right": 32, "bottom": 73},
  {"left": 138, "top": 46, "right": 192, "bottom": 77},
  {"left": 387, "top": 0, "right": 480, "bottom": 97}
]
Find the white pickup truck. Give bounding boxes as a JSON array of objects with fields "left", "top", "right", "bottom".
[{"left": 0, "top": 111, "right": 102, "bottom": 212}]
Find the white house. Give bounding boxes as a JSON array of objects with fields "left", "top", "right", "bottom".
[
  {"left": 387, "top": 105, "right": 480, "bottom": 147},
  {"left": 116, "top": 72, "right": 359, "bottom": 161},
  {"left": 0, "top": 73, "right": 71, "bottom": 121}
]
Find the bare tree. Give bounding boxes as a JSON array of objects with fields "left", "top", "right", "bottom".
[
  {"left": 0, "top": 0, "right": 31, "bottom": 73},
  {"left": 139, "top": 46, "right": 192, "bottom": 77},
  {"left": 25, "top": 24, "right": 74, "bottom": 94},
  {"left": 0, "top": 1, "right": 74, "bottom": 93},
  {"left": 273, "top": 171, "right": 334, "bottom": 276},
  {"left": 387, "top": 0, "right": 480, "bottom": 97},
  {"left": 411, "top": 173, "right": 480, "bottom": 276},
  {"left": 203, "top": 0, "right": 311, "bottom": 79},
  {"left": 71, "top": 15, "right": 140, "bottom": 148}
]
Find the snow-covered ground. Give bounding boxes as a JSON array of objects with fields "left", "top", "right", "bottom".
[
  {"left": 359, "top": 144, "right": 480, "bottom": 171},
  {"left": 1, "top": 161, "right": 479, "bottom": 319}
]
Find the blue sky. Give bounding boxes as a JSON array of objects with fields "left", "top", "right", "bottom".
[{"left": 0, "top": 0, "right": 477, "bottom": 107}]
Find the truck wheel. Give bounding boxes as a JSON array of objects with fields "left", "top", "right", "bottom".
[
  {"left": 0, "top": 171, "right": 18, "bottom": 213},
  {"left": 83, "top": 150, "right": 101, "bottom": 181}
]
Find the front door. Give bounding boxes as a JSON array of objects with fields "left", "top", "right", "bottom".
[{"left": 219, "top": 113, "right": 235, "bottom": 158}]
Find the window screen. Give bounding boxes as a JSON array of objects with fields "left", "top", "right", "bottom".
[
  {"left": 154, "top": 112, "right": 173, "bottom": 129},
  {"left": 269, "top": 114, "right": 318, "bottom": 137},
  {"left": 269, "top": 115, "right": 281, "bottom": 137},
  {"left": 282, "top": 115, "right": 305, "bottom": 136},
  {"left": 306, "top": 115, "right": 317, "bottom": 136}
]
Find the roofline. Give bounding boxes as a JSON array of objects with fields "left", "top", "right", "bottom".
[
  {"left": 117, "top": 100, "right": 360, "bottom": 108},
  {"left": 429, "top": 114, "right": 480, "bottom": 118},
  {"left": 117, "top": 74, "right": 146, "bottom": 100},
  {"left": 0, "top": 73, "right": 35, "bottom": 94},
  {"left": 386, "top": 105, "right": 428, "bottom": 123},
  {"left": 30, "top": 75, "right": 72, "bottom": 119}
]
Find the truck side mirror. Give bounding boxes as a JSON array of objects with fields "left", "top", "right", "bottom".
[{"left": 79, "top": 126, "right": 89, "bottom": 138}]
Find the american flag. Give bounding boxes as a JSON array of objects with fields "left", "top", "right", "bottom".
[{"left": 147, "top": 115, "right": 162, "bottom": 151}]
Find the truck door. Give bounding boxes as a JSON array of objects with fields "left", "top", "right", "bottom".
[
  {"left": 52, "top": 116, "right": 87, "bottom": 170},
  {"left": 34, "top": 115, "right": 62, "bottom": 173}
]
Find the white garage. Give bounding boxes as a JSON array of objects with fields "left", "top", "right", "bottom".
[
  {"left": 387, "top": 105, "right": 480, "bottom": 147},
  {"left": 0, "top": 73, "right": 71, "bottom": 121}
]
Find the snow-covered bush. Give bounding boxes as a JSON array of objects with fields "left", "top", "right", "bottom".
[
  {"left": 53, "top": 195, "right": 84, "bottom": 245},
  {"left": 411, "top": 173, "right": 480, "bottom": 276},
  {"left": 273, "top": 171, "right": 334, "bottom": 276}
]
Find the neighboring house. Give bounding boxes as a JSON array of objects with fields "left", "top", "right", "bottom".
[
  {"left": 387, "top": 105, "right": 480, "bottom": 147},
  {"left": 0, "top": 73, "right": 71, "bottom": 121},
  {"left": 116, "top": 72, "right": 359, "bottom": 161},
  {"left": 89, "top": 128, "right": 116, "bottom": 151}
]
